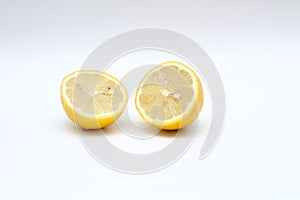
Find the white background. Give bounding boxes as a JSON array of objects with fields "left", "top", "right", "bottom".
[{"left": 1, "top": 0, "right": 300, "bottom": 199}]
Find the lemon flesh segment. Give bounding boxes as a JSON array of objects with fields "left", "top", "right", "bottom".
[
  {"left": 61, "top": 70, "right": 128, "bottom": 129},
  {"left": 135, "top": 61, "right": 204, "bottom": 130}
]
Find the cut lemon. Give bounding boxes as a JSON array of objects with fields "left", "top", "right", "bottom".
[
  {"left": 60, "top": 70, "right": 128, "bottom": 129},
  {"left": 135, "top": 61, "right": 204, "bottom": 130}
]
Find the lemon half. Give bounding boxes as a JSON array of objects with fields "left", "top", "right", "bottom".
[
  {"left": 135, "top": 61, "right": 204, "bottom": 130},
  {"left": 60, "top": 70, "right": 128, "bottom": 129}
]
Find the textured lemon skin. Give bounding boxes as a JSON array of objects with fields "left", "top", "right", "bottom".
[
  {"left": 135, "top": 61, "right": 204, "bottom": 130},
  {"left": 60, "top": 96, "right": 119, "bottom": 129},
  {"left": 60, "top": 70, "right": 128, "bottom": 129}
]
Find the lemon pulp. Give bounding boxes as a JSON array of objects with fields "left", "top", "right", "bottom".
[
  {"left": 60, "top": 70, "right": 128, "bottom": 129},
  {"left": 135, "top": 61, "right": 204, "bottom": 130}
]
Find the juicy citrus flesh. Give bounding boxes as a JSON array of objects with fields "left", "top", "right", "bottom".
[
  {"left": 135, "top": 61, "right": 204, "bottom": 130},
  {"left": 61, "top": 70, "right": 128, "bottom": 129}
]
